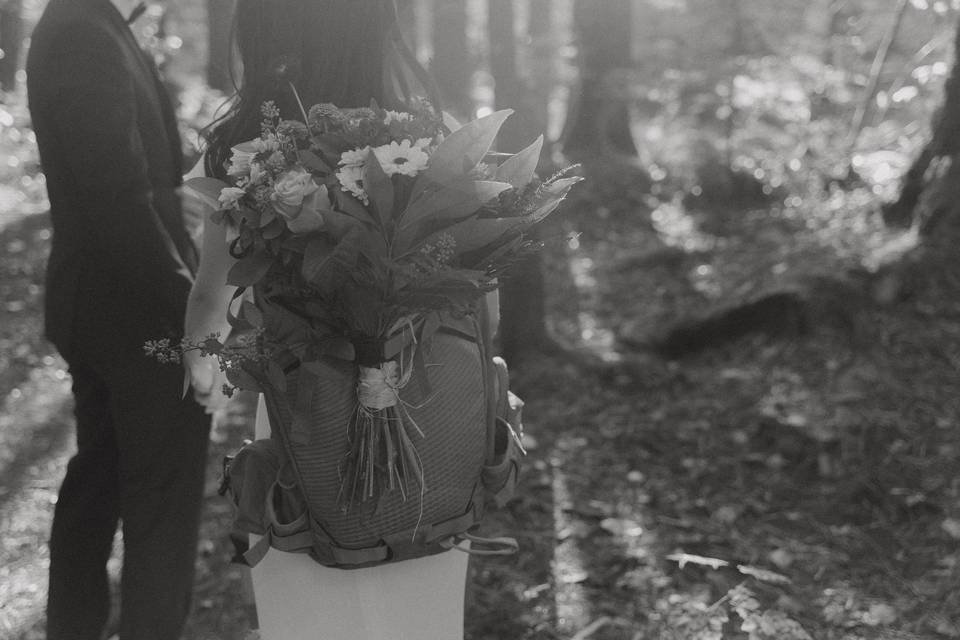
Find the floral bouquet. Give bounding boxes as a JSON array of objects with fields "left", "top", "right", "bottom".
[{"left": 160, "top": 97, "right": 579, "bottom": 510}]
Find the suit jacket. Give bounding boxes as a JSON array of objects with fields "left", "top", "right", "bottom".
[{"left": 27, "top": 0, "right": 197, "bottom": 362}]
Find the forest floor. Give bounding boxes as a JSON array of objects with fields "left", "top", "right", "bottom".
[{"left": 2, "top": 162, "right": 960, "bottom": 640}]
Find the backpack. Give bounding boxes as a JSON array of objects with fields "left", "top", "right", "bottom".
[{"left": 219, "top": 298, "right": 525, "bottom": 570}]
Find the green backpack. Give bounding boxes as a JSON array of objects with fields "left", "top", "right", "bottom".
[{"left": 220, "top": 298, "right": 524, "bottom": 569}]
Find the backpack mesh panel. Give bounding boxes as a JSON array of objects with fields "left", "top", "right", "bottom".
[{"left": 266, "top": 323, "right": 488, "bottom": 549}]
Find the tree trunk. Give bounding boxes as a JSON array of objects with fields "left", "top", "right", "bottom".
[
  {"left": 561, "top": 0, "right": 637, "bottom": 159},
  {"left": 488, "top": 0, "right": 549, "bottom": 361},
  {"left": 885, "top": 13, "right": 960, "bottom": 228},
  {"left": 206, "top": 0, "right": 236, "bottom": 93},
  {"left": 431, "top": 0, "right": 472, "bottom": 119},
  {"left": 0, "top": 0, "right": 23, "bottom": 92},
  {"left": 526, "top": 0, "right": 554, "bottom": 126},
  {"left": 488, "top": 0, "right": 526, "bottom": 150}
]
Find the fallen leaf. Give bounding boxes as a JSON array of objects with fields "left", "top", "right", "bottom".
[
  {"left": 942, "top": 518, "right": 960, "bottom": 540},
  {"left": 599, "top": 517, "right": 644, "bottom": 537},
  {"left": 768, "top": 548, "right": 794, "bottom": 569},
  {"left": 560, "top": 569, "right": 590, "bottom": 584},
  {"left": 862, "top": 603, "right": 897, "bottom": 626},
  {"left": 666, "top": 553, "right": 730, "bottom": 570},
  {"left": 737, "top": 564, "right": 792, "bottom": 585}
]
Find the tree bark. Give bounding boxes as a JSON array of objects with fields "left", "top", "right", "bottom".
[
  {"left": 0, "top": 0, "right": 23, "bottom": 92},
  {"left": 561, "top": 0, "right": 637, "bottom": 159},
  {"left": 489, "top": 0, "right": 554, "bottom": 362},
  {"left": 431, "top": 0, "right": 472, "bottom": 119},
  {"left": 206, "top": 0, "right": 236, "bottom": 93},
  {"left": 885, "top": 12, "right": 960, "bottom": 227}
]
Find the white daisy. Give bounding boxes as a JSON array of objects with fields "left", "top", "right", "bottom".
[
  {"left": 373, "top": 139, "right": 430, "bottom": 177},
  {"left": 336, "top": 164, "right": 368, "bottom": 204},
  {"left": 339, "top": 146, "right": 372, "bottom": 169}
]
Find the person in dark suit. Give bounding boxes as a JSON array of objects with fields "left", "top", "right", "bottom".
[{"left": 26, "top": 0, "right": 212, "bottom": 637}]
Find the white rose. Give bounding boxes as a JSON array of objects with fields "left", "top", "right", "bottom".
[
  {"left": 272, "top": 167, "right": 319, "bottom": 210},
  {"left": 282, "top": 186, "right": 328, "bottom": 234}
]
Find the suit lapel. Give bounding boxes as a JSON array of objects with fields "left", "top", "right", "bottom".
[{"left": 98, "top": 0, "right": 182, "bottom": 180}]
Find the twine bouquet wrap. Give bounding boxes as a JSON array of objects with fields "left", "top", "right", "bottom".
[{"left": 181, "top": 99, "right": 579, "bottom": 523}]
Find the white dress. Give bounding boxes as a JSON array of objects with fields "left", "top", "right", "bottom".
[
  {"left": 184, "top": 159, "right": 470, "bottom": 639},
  {"left": 250, "top": 398, "right": 470, "bottom": 640}
]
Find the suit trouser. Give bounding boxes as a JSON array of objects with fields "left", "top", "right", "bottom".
[{"left": 46, "top": 352, "right": 211, "bottom": 640}]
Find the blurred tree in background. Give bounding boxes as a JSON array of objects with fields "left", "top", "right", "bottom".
[
  {"left": 1, "top": 0, "right": 959, "bottom": 352},
  {"left": 561, "top": 0, "right": 637, "bottom": 159},
  {"left": 0, "top": 0, "right": 23, "bottom": 92},
  {"left": 206, "top": 0, "right": 236, "bottom": 92}
]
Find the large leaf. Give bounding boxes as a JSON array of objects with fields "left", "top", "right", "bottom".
[
  {"left": 226, "top": 251, "right": 275, "bottom": 287},
  {"left": 527, "top": 176, "right": 584, "bottom": 222},
  {"left": 425, "top": 109, "right": 513, "bottom": 182},
  {"left": 334, "top": 189, "right": 378, "bottom": 226},
  {"left": 399, "top": 177, "right": 510, "bottom": 232},
  {"left": 321, "top": 207, "right": 366, "bottom": 242},
  {"left": 394, "top": 179, "right": 512, "bottom": 255},
  {"left": 301, "top": 226, "right": 363, "bottom": 293},
  {"left": 183, "top": 177, "right": 231, "bottom": 211},
  {"left": 300, "top": 235, "right": 336, "bottom": 285},
  {"left": 298, "top": 150, "right": 333, "bottom": 174},
  {"left": 495, "top": 135, "right": 544, "bottom": 188},
  {"left": 361, "top": 149, "right": 395, "bottom": 227},
  {"left": 438, "top": 216, "right": 527, "bottom": 254}
]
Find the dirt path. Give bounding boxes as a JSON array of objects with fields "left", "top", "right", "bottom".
[{"left": 4, "top": 189, "right": 960, "bottom": 639}]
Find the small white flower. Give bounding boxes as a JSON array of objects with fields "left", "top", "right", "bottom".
[
  {"left": 373, "top": 139, "right": 430, "bottom": 177},
  {"left": 252, "top": 134, "right": 281, "bottom": 153},
  {"left": 339, "top": 146, "right": 371, "bottom": 168},
  {"left": 336, "top": 165, "right": 368, "bottom": 204},
  {"left": 227, "top": 144, "right": 257, "bottom": 177},
  {"left": 248, "top": 162, "right": 265, "bottom": 185},
  {"left": 414, "top": 137, "right": 434, "bottom": 151},
  {"left": 218, "top": 186, "right": 246, "bottom": 210},
  {"left": 383, "top": 110, "right": 413, "bottom": 124}
]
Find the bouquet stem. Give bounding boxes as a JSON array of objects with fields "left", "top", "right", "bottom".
[{"left": 338, "top": 361, "right": 425, "bottom": 512}]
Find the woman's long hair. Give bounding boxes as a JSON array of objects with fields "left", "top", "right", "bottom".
[{"left": 205, "top": 0, "right": 409, "bottom": 178}]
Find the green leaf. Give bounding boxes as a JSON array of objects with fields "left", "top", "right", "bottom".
[
  {"left": 334, "top": 189, "right": 378, "bottom": 226},
  {"left": 495, "top": 135, "right": 544, "bottom": 188},
  {"left": 301, "top": 227, "right": 363, "bottom": 293},
  {"left": 298, "top": 150, "right": 333, "bottom": 174},
  {"left": 300, "top": 235, "right": 336, "bottom": 285},
  {"left": 527, "top": 176, "right": 584, "bottom": 222},
  {"left": 226, "top": 252, "right": 275, "bottom": 287},
  {"left": 543, "top": 175, "right": 584, "bottom": 197},
  {"left": 395, "top": 178, "right": 511, "bottom": 253},
  {"left": 226, "top": 366, "right": 262, "bottom": 393},
  {"left": 260, "top": 216, "right": 286, "bottom": 240},
  {"left": 240, "top": 300, "right": 263, "bottom": 327},
  {"left": 427, "top": 215, "right": 527, "bottom": 255},
  {"left": 426, "top": 109, "right": 513, "bottom": 181},
  {"left": 266, "top": 360, "right": 287, "bottom": 392},
  {"left": 321, "top": 207, "right": 365, "bottom": 241},
  {"left": 362, "top": 149, "right": 395, "bottom": 227},
  {"left": 183, "top": 176, "right": 231, "bottom": 210}
]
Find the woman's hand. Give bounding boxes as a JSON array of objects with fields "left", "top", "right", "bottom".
[{"left": 183, "top": 349, "right": 229, "bottom": 414}]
